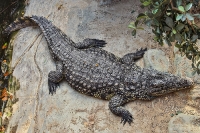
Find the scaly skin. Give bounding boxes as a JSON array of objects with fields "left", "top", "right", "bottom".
[{"left": 5, "top": 16, "right": 194, "bottom": 125}]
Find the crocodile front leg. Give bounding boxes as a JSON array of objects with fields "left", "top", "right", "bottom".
[
  {"left": 121, "top": 48, "right": 147, "bottom": 64},
  {"left": 74, "top": 38, "right": 106, "bottom": 49},
  {"left": 109, "top": 95, "right": 134, "bottom": 125},
  {"left": 48, "top": 61, "right": 63, "bottom": 95}
]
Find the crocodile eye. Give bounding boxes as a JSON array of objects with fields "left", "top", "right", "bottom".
[
  {"left": 152, "top": 80, "right": 164, "bottom": 87},
  {"left": 152, "top": 82, "right": 159, "bottom": 87}
]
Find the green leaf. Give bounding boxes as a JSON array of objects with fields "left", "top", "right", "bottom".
[
  {"left": 153, "top": 2, "right": 159, "bottom": 8},
  {"left": 181, "top": 15, "right": 186, "bottom": 21},
  {"left": 197, "top": 61, "right": 200, "bottom": 68},
  {"left": 169, "top": 34, "right": 175, "bottom": 42},
  {"left": 156, "top": 27, "right": 160, "bottom": 34},
  {"left": 175, "top": 42, "right": 182, "bottom": 48},
  {"left": 175, "top": 33, "right": 182, "bottom": 42},
  {"left": 128, "top": 23, "right": 136, "bottom": 29},
  {"left": 154, "top": 36, "right": 158, "bottom": 41},
  {"left": 164, "top": 26, "right": 171, "bottom": 31},
  {"left": 145, "top": 19, "right": 152, "bottom": 27},
  {"left": 137, "top": 13, "right": 148, "bottom": 20},
  {"left": 165, "top": 17, "right": 174, "bottom": 28},
  {"left": 176, "top": 14, "right": 183, "bottom": 21},
  {"left": 166, "top": 11, "right": 172, "bottom": 16},
  {"left": 137, "top": 13, "right": 146, "bottom": 18},
  {"left": 195, "top": 55, "right": 200, "bottom": 62},
  {"left": 185, "top": 3, "right": 192, "bottom": 11},
  {"left": 176, "top": 23, "right": 184, "bottom": 31},
  {"left": 178, "top": 6, "right": 185, "bottom": 12},
  {"left": 172, "top": 29, "right": 177, "bottom": 34},
  {"left": 176, "top": 0, "right": 182, "bottom": 7},
  {"left": 135, "top": 20, "right": 139, "bottom": 27},
  {"left": 192, "top": 63, "right": 195, "bottom": 68},
  {"left": 191, "top": 69, "right": 197, "bottom": 76},
  {"left": 154, "top": 2, "right": 159, "bottom": 6},
  {"left": 2, "top": 43, "right": 8, "bottom": 49},
  {"left": 165, "top": 38, "right": 172, "bottom": 46},
  {"left": 160, "top": 43, "right": 164, "bottom": 46},
  {"left": 132, "top": 29, "right": 136, "bottom": 36},
  {"left": 186, "top": 13, "right": 194, "bottom": 20},
  {"left": 158, "top": 38, "right": 163, "bottom": 44},
  {"left": 181, "top": 41, "right": 187, "bottom": 46},
  {"left": 186, "top": 54, "right": 192, "bottom": 60},
  {"left": 170, "top": 31, "right": 174, "bottom": 37},
  {"left": 142, "top": 1, "right": 151, "bottom": 6},
  {"left": 131, "top": 10, "right": 135, "bottom": 13},
  {"left": 136, "top": 27, "right": 144, "bottom": 30},
  {"left": 185, "top": 25, "right": 189, "bottom": 31},
  {"left": 152, "top": 19, "right": 159, "bottom": 26},
  {"left": 152, "top": 9, "right": 158, "bottom": 14},
  {"left": 152, "top": 29, "right": 157, "bottom": 34},
  {"left": 191, "top": 35, "right": 198, "bottom": 42}
]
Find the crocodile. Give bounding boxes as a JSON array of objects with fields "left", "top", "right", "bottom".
[{"left": 4, "top": 16, "right": 194, "bottom": 125}]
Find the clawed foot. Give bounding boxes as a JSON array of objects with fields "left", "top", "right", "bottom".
[
  {"left": 48, "top": 79, "right": 59, "bottom": 95},
  {"left": 121, "top": 110, "right": 133, "bottom": 125},
  {"left": 135, "top": 47, "right": 147, "bottom": 56},
  {"left": 92, "top": 39, "right": 107, "bottom": 48},
  {"left": 131, "top": 47, "right": 147, "bottom": 61}
]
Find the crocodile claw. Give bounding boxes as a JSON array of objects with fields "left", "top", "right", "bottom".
[
  {"left": 48, "top": 79, "right": 59, "bottom": 95},
  {"left": 121, "top": 110, "right": 133, "bottom": 125},
  {"left": 92, "top": 39, "right": 107, "bottom": 48},
  {"left": 135, "top": 47, "right": 147, "bottom": 57}
]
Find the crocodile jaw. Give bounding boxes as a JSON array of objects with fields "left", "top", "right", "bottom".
[
  {"left": 141, "top": 69, "right": 194, "bottom": 96},
  {"left": 149, "top": 78, "right": 194, "bottom": 96}
]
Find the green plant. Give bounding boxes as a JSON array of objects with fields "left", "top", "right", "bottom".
[{"left": 129, "top": 0, "right": 200, "bottom": 74}]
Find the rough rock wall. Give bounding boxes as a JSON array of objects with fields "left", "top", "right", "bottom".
[{"left": 6, "top": 0, "right": 200, "bottom": 132}]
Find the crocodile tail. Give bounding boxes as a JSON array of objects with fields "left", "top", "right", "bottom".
[{"left": 3, "top": 16, "right": 37, "bottom": 35}]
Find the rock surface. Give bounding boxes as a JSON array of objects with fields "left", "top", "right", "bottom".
[
  {"left": 143, "top": 49, "right": 169, "bottom": 72},
  {"left": 6, "top": 0, "right": 200, "bottom": 133},
  {"left": 168, "top": 113, "right": 200, "bottom": 133}
]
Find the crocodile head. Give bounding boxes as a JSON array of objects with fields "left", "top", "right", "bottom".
[{"left": 141, "top": 68, "right": 194, "bottom": 97}]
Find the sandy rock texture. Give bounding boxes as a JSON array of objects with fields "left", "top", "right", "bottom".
[{"left": 6, "top": 0, "right": 200, "bottom": 132}]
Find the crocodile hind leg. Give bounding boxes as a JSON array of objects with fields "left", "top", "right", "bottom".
[
  {"left": 48, "top": 61, "right": 63, "bottom": 95},
  {"left": 74, "top": 38, "right": 106, "bottom": 49},
  {"left": 109, "top": 95, "right": 134, "bottom": 125},
  {"left": 121, "top": 48, "right": 147, "bottom": 64}
]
